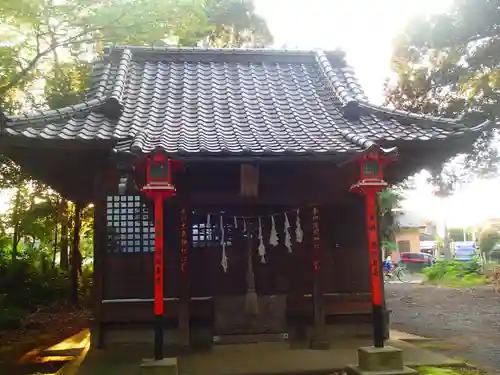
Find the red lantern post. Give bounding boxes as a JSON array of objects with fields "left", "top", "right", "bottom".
[
  {"left": 141, "top": 153, "right": 177, "bottom": 360},
  {"left": 349, "top": 149, "right": 392, "bottom": 348}
]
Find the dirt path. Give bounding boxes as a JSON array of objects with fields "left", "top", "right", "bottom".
[
  {"left": 0, "top": 307, "right": 90, "bottom": 364},
  {"left": 386, "top": 283, "right": 500, "bottom": 371}
]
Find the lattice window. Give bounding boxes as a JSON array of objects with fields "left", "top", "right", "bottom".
[
  {"left": 106, "top": 195, "right": 155, "bottom": 253},
  {"left": 191, "top": 217, "right": 234, "bottom": 248}
]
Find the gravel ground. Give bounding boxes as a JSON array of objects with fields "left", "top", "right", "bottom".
[{"left": 386, "top": 283, "right": 500, "bottom": 371}]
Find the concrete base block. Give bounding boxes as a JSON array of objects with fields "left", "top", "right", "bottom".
[
  {"left": 140, "top": 357, "right": 178, "bottom": 375},
  {"left": 345, "top": 346, "right": 417, "bottom": 375},
  {"left": 358, "top": 346, "right": 404, "bottom": 371},
  {"left": 345, "top": 365, "right": 417, "bottom": 375}
]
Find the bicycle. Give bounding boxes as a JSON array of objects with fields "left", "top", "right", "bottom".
[{"left": 384, "top": 263, "right": 411, "bottom": 283}]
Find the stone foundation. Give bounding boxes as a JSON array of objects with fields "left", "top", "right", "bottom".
[
  {"left": 140, "top": 358, "right": 178, "bottom": 375},
  {"left": 345, "top": 346, "right": 417, "bottom": 375}
]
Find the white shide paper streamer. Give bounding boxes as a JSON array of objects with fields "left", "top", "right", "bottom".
[
  {"left": 295, "top": 209, "right": 303, "bottom": 243},
  {"left": 269, "top": 216, "right": 279, "bottom": 246},
  {"left": 258, "top": 217, "right": 266, "bottom": 263},
  {"left": 220, "top": 216, "right": 228, "bottom": 272},
  {"left": 284, "top": 213, "right": 292, "bottom": 253}
]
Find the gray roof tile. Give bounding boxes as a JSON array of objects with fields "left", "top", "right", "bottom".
[{"left": 1, "top": 46, "right": 490, "bottom": 158}]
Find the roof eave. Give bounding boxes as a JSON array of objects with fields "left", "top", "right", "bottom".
[{"left": 358, "top": 100, "right": 492, "bottom": 131}]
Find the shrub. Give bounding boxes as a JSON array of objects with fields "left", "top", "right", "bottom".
[
  {"left": 0, "top": 258, "right": 71, "bottom": 310},
  {"left": 0, "top": 306, "right": 24, "bottom": 329},
  {"left": 79, "top": 265, "right": 93, "bottom": 305},
  {"left": 423, "top": 258, "right": 482, "bottom": 283}
]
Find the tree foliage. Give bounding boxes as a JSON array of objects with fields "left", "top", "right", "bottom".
[
  {"left": 0, "top": 0, "right": 272, "bottom": 104},
  {"left": 378, "top": 186, "right": 405, "bottom": 243},
  {"left": 386, "top": 0, "right": 500, "bottom": 188},
  {"left": 0, "top": 0, "right": 272, "bottom": 323},
  {"left": 479, "top": 228, "right": 500, "bottom": 257},
  {"left": 449, "top": 227, "right": 474, "bottom": 242}
]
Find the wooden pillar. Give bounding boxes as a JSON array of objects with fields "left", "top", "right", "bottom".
[
  {"left": 92, "top": 198, "right": 106, "bottom": 348},
  {"left": 153, "top": 195, "right": 165, "bottom": 360},
  {"left": 141, "top": 153, "right": 178, "bottom": 360},
  {"left": 70, "top": 200, "right": 82, "bottom": 304},
  {"left": 311, "top": 207, "right": 328, "bottom": 349},
  {"left": 365, "top": 191, "right": 385, "bottom": 347},
  {"left": 178, "top": 207, "right": 190, "bottom": 347},
  {"left": 91, "top": 168, "right": 109, "bottom": 349},
  {"left": 348, "top": 150, "right": 392, "bottom": 348}
]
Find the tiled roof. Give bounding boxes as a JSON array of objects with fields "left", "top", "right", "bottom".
[
  {"left": 1, "top": 46, "right": 490, "bottom": 159},
  {"left": 395, "top": 211, "right": 426, "bottom": 229}
]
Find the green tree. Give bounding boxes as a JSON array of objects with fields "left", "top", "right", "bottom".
[
  {"left": 449, "top": 227, "right": 475, "bottom": 242},
  {"left": 0, "top": 0, "right": 272, "bottom": 103},
  {"left": 479, "top": 228, "right": 500, "bottom": 260},
  {"left": 378, "top": 186, "right": 405, "bottom": 244},
  {"left": 0, "top": 0, "right": 272, "bottom": 306},
  {"left": 386, "top": 0, "right": 500, "bottom": 180}
]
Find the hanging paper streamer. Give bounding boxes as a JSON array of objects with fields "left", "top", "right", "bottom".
[
  {"left": 220, "top": 216, "right": 228, "bottom": 273},
  {"left": 206, "top": 214, "right": 211, "bottom": 227},
  {"left": 258, "top": 218, "right": 266, "bottom": 263},
  {"left": 312, "top": 207, "right": 321, "bottom": 273},
  {"left": 180, "top": 208, "right": 189, "bottom": 278},
  {"left": 234, "top": 216, "right": 238, "bottom": 228},
  {"left": 243, "top": 218, "right": 247, "bottom": 233},
  {"left": 269, "top": 216, "right": 279, "bottom": 246},
  {"left": 295, "top": 209, "right": 303, "bottom": 243},
  {"left": 284, "top": 213, "right": 292, "bottom": 253}
]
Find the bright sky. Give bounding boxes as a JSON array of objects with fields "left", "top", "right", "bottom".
[
  {"left": 254, "top": 0, "right": 500, "bottom": 228},
  {"left": 254, "top": 0, "right": 454, "bottom": 103}
]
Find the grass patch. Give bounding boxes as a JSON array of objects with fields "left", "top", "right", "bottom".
[
  {"left": 426, "top": 274, "right": 488, "bottom": 288},
  {"left": 415, "top": 366, "right": 487, "bottom": 375}
]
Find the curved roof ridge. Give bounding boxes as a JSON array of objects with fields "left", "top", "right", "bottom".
[
  {"left": 4, "top": 97, "right": 106, "bottom": 127},
  {"left": 107, "top": 44, "right": 344, "bottom": 56},
  {"left": 315, "top": 50, "right": 387, "bottom": 153},
  {"left": 314, "top": 50, "right": 362, "bottom": 121},
  {"left": 109, "top": 48, "right": 132, "bottom": 102},
  {"left": 2, "top": 50, "right": 132, "bottom": 128},
  {"left": 314, "top": 50, "right": 490, "bottom": 131},
  {"left": 358, "top": 99, "right": 463, "bottom": 128}
]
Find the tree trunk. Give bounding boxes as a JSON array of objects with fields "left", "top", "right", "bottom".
[
  {"left": 59, "top": 199, "right": 69, "bottom": 269},
  {"left": 52, "top": 222, "right": 59, "bottom": 267},
  {"left": 11, "top": 186, "right": 22, "bottom": 261},
  {"left": 443, "top": 221, "right": 451, "bottom": 260},
  {"left": 70, "top": 201, "right": 83, "bottom": 304}
]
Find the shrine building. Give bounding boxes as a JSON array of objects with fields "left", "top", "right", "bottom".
[{"left": 0, "top": 46, "right": 489, "bottom": 353}]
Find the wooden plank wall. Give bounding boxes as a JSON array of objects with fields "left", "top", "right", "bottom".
[{"left": 98, "top": 162, "right": 371, "bottom": 323}]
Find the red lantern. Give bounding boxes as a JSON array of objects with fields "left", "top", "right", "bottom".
[
  {"left": 349, "top": 150, "right": 388, "bottom": 195},
  {"left": 142, "top": 153, "right": 178, "bottom": 199}
]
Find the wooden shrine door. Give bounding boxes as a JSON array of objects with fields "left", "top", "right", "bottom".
[{"left": 188, "top": 212, "right": 287, "bottom": 337}]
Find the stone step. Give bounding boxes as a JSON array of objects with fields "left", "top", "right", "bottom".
[
  {"left": 141, "top": 357, "right": 178, "bottom": 375},
  {"left": 345, "top": 365, "right": 418, "bottom": 375},
  {"left": 39, "top": 348, "right": 84, "bottom": 357},
  {"left": 213, "top": 333, "right": 289, "bottom": 345}
]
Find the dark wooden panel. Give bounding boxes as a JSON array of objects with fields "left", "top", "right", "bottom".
[
  {"left": 187, "top": 205, "right": 316, "bottom": 296},
  {"left": 174, "top": 162, "right": 352, "bottom": 206},
  {"left": 320, "top": 201, "right": 370, "bottom": 294},
  {"left": 103, "top": 253, "right": 154, "bottom": 299},
  {"left": 214, "top": 295, "right": 286, "bottom": 334},
  {"left": 287, "top": 294, "right": 371, "bottom": 316},
  {"left": 100, "top": 294, "right": 370, "bottom": 323},
  {"left": 100, "top": 299, "right": 213, "bottom": 323},
  {"left": 101, "top": 200, "right": 371, "bottom": 307},
  {"left": 103, "top": 201, "right": 182, "bottom": 299}
]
